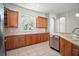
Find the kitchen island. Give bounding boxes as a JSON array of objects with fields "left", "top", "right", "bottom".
[{"left": 59, "top": 33, "right": 79, "bottom": 56}]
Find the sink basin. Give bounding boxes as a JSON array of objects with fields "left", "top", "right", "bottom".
[{"left": 71, "top": 34, "right": 79, "bottom": 40}]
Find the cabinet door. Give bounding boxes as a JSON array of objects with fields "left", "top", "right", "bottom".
[
  {"left": 43, "top": 33, "right": 48, "bottom": 41},
  {"left": 72, "top": 44, "right": 79, "bottom": 56},
  {"left": 64, "top": 40, "right": 72, "bottom": 56},
  {"left": 43, "top": 18, "right": 47, "bottom": 28},
  {"left": 36, "top": 34, "right": 41, "bottom": 43},
  {"left": 5, "top": 36, "right": 15, "bottom": 50},
  {"left": 5, "top": 37, "right": 11, "bottom": 50},
  {"left": 40, "top": 34, "right": 44, "bottom": 42},
  {"left": 36, "top": 16, "right": 43, "bottom": 28},
  {"left": 7, "top": 9, "right": 18, "bottom": 27},
  {"left": 13, "top": 36, "right": 19, "bottom": 48},
  {"left": 25, "top": 35, "right": 32, "bottom": 46},
  {"left": 18, "top": 35, "right": 25, "bottom": 47},
  {"left": 59, "top": 37, "right": 65, "bottom": 55},
  {"left": 31, "top": 34, "right": 37, "bottom": 44}
]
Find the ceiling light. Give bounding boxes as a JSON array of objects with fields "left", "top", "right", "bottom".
[{"left": 76, "top": 13, "right": 79, "bottom": 17}]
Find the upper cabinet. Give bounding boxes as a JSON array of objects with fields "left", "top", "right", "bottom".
[
  {"left": 4, "top": 8, "right": 18, "bottom": 28},
  {"left": 36, "top": 16, "right": 48, "bottom": 28}
]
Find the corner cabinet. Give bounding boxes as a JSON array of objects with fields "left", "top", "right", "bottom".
[
  {"left": 4, "top": 8, "right": 18, "bottom": 27},
  {"left": 36, "top": 16, "right": 48, "bottom": 28}
]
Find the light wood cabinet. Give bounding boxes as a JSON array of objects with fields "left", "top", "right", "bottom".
[
  {"left": 5, "top": 36, "right": 18, "bottom": 50},
  {"left": 5, "top": 33, "right": 50, "bottom": 50},
  {"left": 59, "top": 37, "right": 72, "bottom": 56},
  {"left": 64, "top": 40, "right": 72, "bottom": 56},
  {"left": 72, "top": 44, "right": 79, "bottom": 56},
  {"left": 18, "top": 35, "right": 25, "bottom": 47},
  {"left": 36, "top": 16, "right": 48, "bottom": 28},
  {"left": 25, "top": 35, "right": 31, "bottom": 46},
  {"left": 4, "top": 8, "right": 18, "bottom": 27},
  {"left": 59, "top": 37, "right": 65, "bottom": 55}
]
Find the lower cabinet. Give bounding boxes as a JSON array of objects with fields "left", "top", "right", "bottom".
[
  {"left": 18, "top": 35, "right": 25, "bottom": 47},
  {"left": 72, "top": 44, "right": 79, "bottom": 56},
  {"left": 5, "top": 33, "right": 50, "bottom": 50},
  {"left": 5, "top": 36, "right": 19, "bottom": 50},
  {"left": 60, "top": 36, "right": 79, "bottom": 56},
  {"left": 25, "top": 35, "right": 32, "bottom": 46},
  {"left": 60, "top": 37, "right": 72, "bottom": 56},
  {"left": 64, "top": 40, "right": 72, "bottom": 56}
]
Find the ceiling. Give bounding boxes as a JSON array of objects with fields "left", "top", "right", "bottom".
[{"left": 15, "top": 3, "right": 79, "bottom": 14}]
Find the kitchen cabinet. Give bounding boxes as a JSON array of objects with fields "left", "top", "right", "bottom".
[
  {"left": 36, "top": 16, "right": 48, "bottom": 28},
  {"left": 59, "top": 37, "right": 65, "bottom": 55},
  {"left": 4, "top": 8, "right": 18, "bottom": 27},
  {"left": 64, "top": 40, "right": 72, "bottom": 56},
  {"left": 25, "top": 35, "right": 31, "bottom": 46},
  {"left": 5, "top": 33, "right": 50, "bottom": 50},
  {"left": 72, "top": 44, "right": 79, "bottom": 56},
  {"left": 59, "top": 37, "right": 72, "bottom": 56},
  {"left": 5, "top": 36, "right": 18, "bottom": 50},
  {"left": 31, "top": 34, "right": 38, "bottom": 44},
  {"left": 36, "top": 34, "right": 41, "bottom": 43},
  {"left": 18, "top": 35, "right": 25, "bottom": 47}
]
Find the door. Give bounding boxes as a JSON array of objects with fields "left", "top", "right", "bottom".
[{"left": 0, "top": 4, "right": 5, "bottom": 56}]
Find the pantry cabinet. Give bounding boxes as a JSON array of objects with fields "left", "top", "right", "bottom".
[{"left": 4, "top": 8, "right": 18, "bottom": 27}]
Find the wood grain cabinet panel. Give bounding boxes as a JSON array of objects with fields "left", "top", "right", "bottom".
[
  {"left": 18, "top": 35, "right": 25, "bottom": 47},
  {"left": 13, "top": 37, "right": 19, "bottom": 48},
  {"left": 36, "top": 16, "right": 43, "bottom": 28},
  {"left": 36, "top": 34, "right": 41, "bottom": 43},
  {"left": 64, "top": 40, "right": 72, "bottom": 56},
  {"left": 5, "top": 36, "right": 17, "bottom": 50},
  {"left": 5, "top": 33, "right": 50, "bottom": 50},
  {"left": 4, "top": 8, "right": 18, "bottom": 27},
  {"left": 31, "top": 34, "right": 37, "bottom": 44},
  {"left": 72, "top": 44, "right": 79, "bottom": 56},
  {"left": 59, "top": 37, "right": 65, "bottom": 55},
  {"left": 25, "top": 35, "right": 32, "bottom": 46},
  {"left": 60, "top": 37, "right": 72, "bottom": 56},
  {"left": 36, "top": 16, "right": 48, "bottom": 28}
]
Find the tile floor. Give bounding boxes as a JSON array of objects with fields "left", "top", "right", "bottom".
[{"left": 7, "top": 41, "right": 61, "bottom": 56}]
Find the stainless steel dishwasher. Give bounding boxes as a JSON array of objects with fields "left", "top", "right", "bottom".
[{"left": 50, "top": 35, "right": 59, "bottom": 51}]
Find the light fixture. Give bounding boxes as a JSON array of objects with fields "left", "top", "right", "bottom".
[{"left": 76, "top": 13, "right": 79, "bottom": 17}]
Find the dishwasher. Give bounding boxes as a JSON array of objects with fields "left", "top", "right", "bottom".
[{"left": 50, "top": 35, "right": 59, "bottom": 51}]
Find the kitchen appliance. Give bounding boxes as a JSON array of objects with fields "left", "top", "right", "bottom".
[
  {"left": 50, "top": 35, "right": 59, "bottom": 51},
  {"left": 0, "top": 4, "right": 5, "bottom": 56}
]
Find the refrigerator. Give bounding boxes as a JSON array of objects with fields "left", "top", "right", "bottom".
[{"left": 0, "top": 4, "right": 5, "bottom": 56}]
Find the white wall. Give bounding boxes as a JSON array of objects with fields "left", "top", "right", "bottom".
[
  {"left": 4, "top": 4, "right": 47, "bottom": 35},
  {"left": 47, "top": 13, "right": 56, "bottom": 35},
  {"left": 57, "top": 7, "right": 79, "bottom": 33}
]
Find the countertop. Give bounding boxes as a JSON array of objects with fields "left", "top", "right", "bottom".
[
  {"left": 5, "top": 32, "right": 49, "bottom": 37},
  {"left": 60, "top": 33, "right": 79, "bottom": 47}
]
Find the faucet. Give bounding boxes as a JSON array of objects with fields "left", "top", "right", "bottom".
[{"left": 72, "top": 28, "right": 79, "bottom": 33}]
